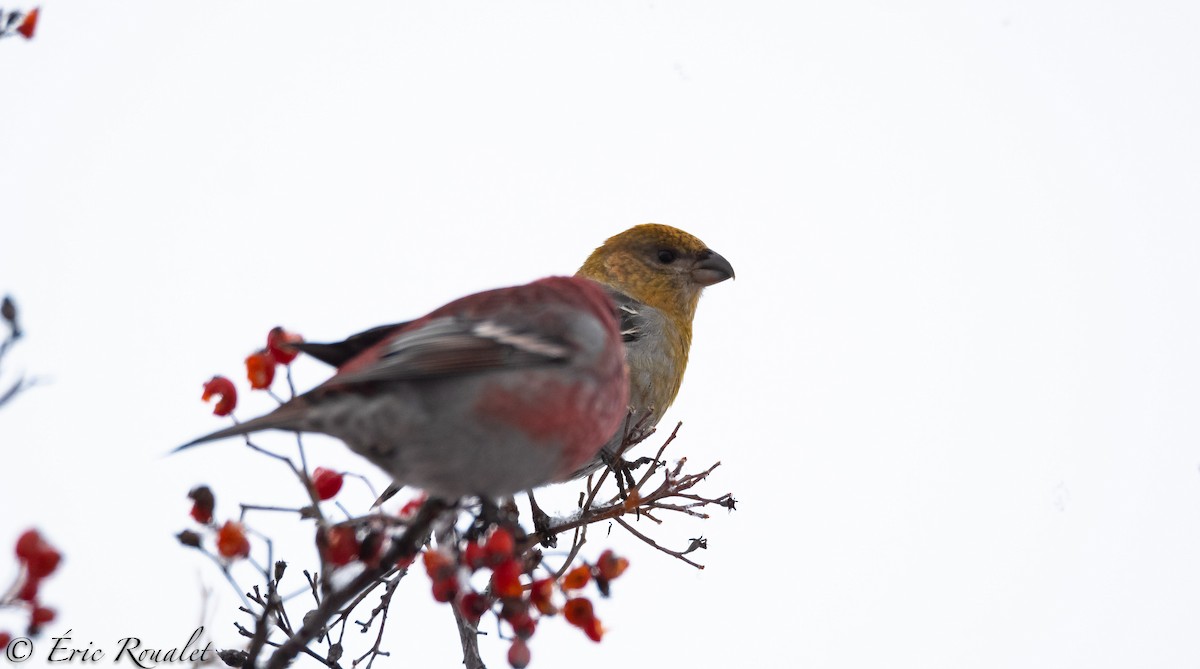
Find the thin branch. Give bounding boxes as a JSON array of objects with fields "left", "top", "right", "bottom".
[
  {"left": 614, "top": 518, "right": 704, "bottom": 570},
  {"left": 450, "top": 590, "right": 487, "bottom": 669},
  {"left": 263, "top": 498, "right": 452, "bottom": 669},
  {"left": 353, "top": 577, "right": 399, "bottom": 668}
]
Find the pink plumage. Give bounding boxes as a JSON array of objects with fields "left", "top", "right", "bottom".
[{"left": 179, "top": 277, "right": 629, "bottom": 498}]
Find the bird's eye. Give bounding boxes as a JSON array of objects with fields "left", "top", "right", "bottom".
[{"left": 656, "top": 250, "right": 677, "bottom": 264}]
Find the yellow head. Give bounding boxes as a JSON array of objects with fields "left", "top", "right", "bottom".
[{"left": 578, "top": 223, "right": 734, "bottom": 329}]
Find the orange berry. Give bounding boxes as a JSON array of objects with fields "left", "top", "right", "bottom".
[
  {"left": 561, "top": 564, "right": 591, "bottom": 591},
  {"left": 529, "top": 577, "right": 557, "bottom": 615},
  {"left": 490, "top": 558, "right": 524, "bottom": 599},
  {"left": 483, "top": 528, "right": 515, "bottom": 563},
  {"left": 422, "top": 549, "right": 454, "bottom": 579},
  {"left": 596, "top": 549, "right": 629, "bottom": 580},
  {"left": 562, "top": 597, "right": 594, "bottom": 627},
  {"left": 16, "top": 8, "right": 37, "bottom": 39},
  {"left": 216, "top": 521, "right": 251, "bottom": 560},
  {"left": 245, "top": 350, "right": 276, "bottom": 390}
]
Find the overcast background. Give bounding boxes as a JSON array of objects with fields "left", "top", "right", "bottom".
[{"left": 3, "top": 2, "right": 1200, "bottom": 667}]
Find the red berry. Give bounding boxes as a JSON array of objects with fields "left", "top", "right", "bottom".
[
  {"left": 463, "top": 541, "right": 486, "bottom": 571},
  {"left": 31, "top": 606, "right": 55, "bottom": 625},
  {"left": 507, "top": 608, "right": 537, "bottom": 640},
  {"left": 322, "top": 526, "right": 359, "bottom": 567},
  {"left": 0, "top": 631, "right": 12, "bottom": 649},
  {"left": 490, "top": 558, "right": 523, "bottom": 600},
  {"left": 596, "top": 550, "right": 629, "bottom": 580},
  {"left": 188, "top": 485, "right": 215, "bottom": 524},
  {"left": 16, "top": 576, "right": 39, "bottom": 602},
  {"left": 267, "top": 327, "right": 304, "bottom": 365},
  {"left": 16, "top": 8, "right": 37, "bottom": 39},
  {"left": 311, "top": 467, "right": 344, "bottom": 501},
  {"left": 431, "top": 576, "right": 459, "bottom": 603},
  {"left": 507, "top": 638, "right": 531, "bottom": 669},
  {"left": 398, "top": 493, "right": 428, "bottom": 520},
  {"left": 245, "top": 350, "right": 276, "bottom": 390},
  {"left": 582, "top": 616, "right": 604, "bottom": 642},
  {"left": 190, "top": 503, "right": 212, "bottom": 525},
  {"left": 27, "top": 546, "right": 61, "bottom": 578},
  {"left": 216, "top": 521, "right": 251, "bottom": 560},
  {"left": 14, "top": 529, "right": 41, "bottom": 560},
  {"left": 458, "top": 592, "right": 491, "bottom": 624},
  {"left": 529, "top": 578, "right": 557, "bottom": 615},
  {"left": 562, "top": 597, "right": 594, "bottom": 627},
  {"left": 483, "top": 528, "right": 515, "bottom": 564},
  {"left": 15, "top": 529, "right": 61, "bottom": 578},
  {"left": 561, "top": 564, "right": 591, "bottom": 591},
  {"left": 201, "top": 376, "right": 238, "bottom": 416}
]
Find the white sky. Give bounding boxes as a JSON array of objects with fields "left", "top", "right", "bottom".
[{"left": 3, "top": 1, "right": 1200, "bottom": 667}]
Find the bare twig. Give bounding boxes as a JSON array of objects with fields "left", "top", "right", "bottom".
[
  {"left": 0, "top": 294, "right": 37, "bottom": 410},
  {"left": 450, "top": 591, "right": 487, "bottom": 669},
  {"left": 353, "top": 577, "right": 399, "bottom": 668},
  {"left": 263, "top": 498, "right": 452, "bottom": 669},
  {"left": 614, "top": 518, "right": 704, "bottom": 569},
  {"left": 435, "top": 516, "right": 488, "bottom": 669},
  {"left": 522, "top": 423, "right": 731, "bottom": 571}
]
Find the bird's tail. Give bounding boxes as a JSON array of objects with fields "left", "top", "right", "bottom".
[{"left": 174, "top": 404, "right": 306, "bottom": 453}]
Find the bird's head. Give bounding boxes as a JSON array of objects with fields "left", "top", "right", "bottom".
[{"left": 578, "top": 223, "right": 734, "bottom": 326}]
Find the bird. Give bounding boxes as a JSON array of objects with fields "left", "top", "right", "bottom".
[
  {"left": 293, "top": 224, "right": 735, "bottom": 485},
  {"left": 178, "top": 277, "right": 630, "bottom": 499}
]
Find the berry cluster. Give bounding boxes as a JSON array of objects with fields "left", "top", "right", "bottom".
[
  {"left": 313, "top": 491, "right": 423, "bottom": 570},
  {"left": 179, "top": 466, "right": 345, "bottom": 564},
  {"left": 200, "top": 326, "right": 303, "bottom": 415},
  {"left": 2, "top": 529, "right": 61, "bottom": 638},
  {"left": 247, "top": 326, "right": 304, "bottom": 390},
  {"left": 178, "top": 485, "right": 255, "bottom": 561},
  {"left": 422, "top": 527, "right": 630, "bottom": 668}
]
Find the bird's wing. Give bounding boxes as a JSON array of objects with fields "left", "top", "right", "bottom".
[
  {"left": 603, "top": 288, "right": 647, "bottom": 344},
  {"left": 327, "top": 316, "right": 574, "bottom": 385},
  {"left": 290, "top": 321, "right": 408, "bottom": 367}
]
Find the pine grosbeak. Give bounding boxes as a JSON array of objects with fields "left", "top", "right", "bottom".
[
  {"left": 179, "top": 277, "right": 629, "bottom": 498},
  {"left": 296, "top": 224, "right": 734, "bottom": 484}
]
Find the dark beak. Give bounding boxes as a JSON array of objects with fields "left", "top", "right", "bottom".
[{"left": 691, "top": 248, "right": 735, "bottom": 286}]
